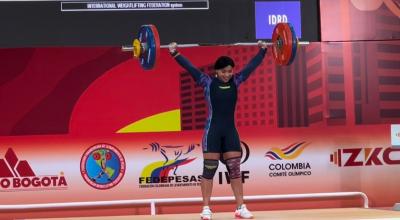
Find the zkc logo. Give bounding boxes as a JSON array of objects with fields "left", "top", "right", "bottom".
[
  {"left": 330, "top": 147, "right": 400, "bottom": 167},
  {"left": 0, "top": 148, "right": 68, "bottom": 191}
]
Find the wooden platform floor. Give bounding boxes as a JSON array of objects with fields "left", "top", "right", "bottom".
[{"left": 30, "top": 208, "right": 400, "bottom": 220}]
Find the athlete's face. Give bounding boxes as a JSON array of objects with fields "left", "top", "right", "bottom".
[{"left": 216, "top": 65, "right": 233, "bottom": 83}]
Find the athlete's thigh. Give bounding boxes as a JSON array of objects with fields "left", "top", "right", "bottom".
[
  {"left": 203, "top": 152, "right": 220, "bottom": 160},
  {"left": 222, "top": 128, "right": 241, "bottom": 153},
  {"left": 222, "top": 151, "right": 242, "bottom": 161},
  {"left": 203, "top": 126, "right": 222, "bottom": 153}
]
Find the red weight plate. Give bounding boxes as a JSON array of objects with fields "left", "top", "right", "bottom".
[{"left": 272, "top": 23, "right": 293, "bottom": 66}]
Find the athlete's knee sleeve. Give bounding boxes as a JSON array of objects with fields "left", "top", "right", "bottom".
[
  {"left": 225, "top": 157, "right": 241, "bottom": 179},
  {"left": 202, "top": 159, "right": 219, "bottom": 179}
]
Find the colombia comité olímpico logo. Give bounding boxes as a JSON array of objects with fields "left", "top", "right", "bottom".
[
  {"left": 139, "top": 142, "right": 200, "bottom": 188},
  {"left": 80, "top": 143, "right": 126, "bottom": 190},
  {"left": 265, "top": 141, "right": 312, "bottom": 177},
  {"left": 0, "top": 148, "right": 68, "bottom": 191}
]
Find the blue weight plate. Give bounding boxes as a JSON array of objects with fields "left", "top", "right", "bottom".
[
  {"left": 137, "top": 24, "right": 160, "bottom": 70},
  {"left": 287, "top": 23, "right": 298, "bottom": 65}
]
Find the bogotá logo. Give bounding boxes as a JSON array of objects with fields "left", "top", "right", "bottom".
[
  {"left": 265, "top": 142, "right": 312, "bottom": 177},
  {"left": 139, "top": 142, "right": 200, "bottom": 188},
  {"left": 80, "top": 143, "right": 125, "bottom": 190},
  {"left": 330, "top": 147, "right": 400, "bottom": 167},
  {"left": 0, "top": 148, "right": 68, "bottom": 191}
]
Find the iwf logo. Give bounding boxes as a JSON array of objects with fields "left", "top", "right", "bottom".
[
  {"left": 80, "top": 143, "right": 125, "bottom": 190},
  {"left": 139, "top": 142, "right": 200, "bottom": 188},
  {"left": 330, "top": 147, "right": 400, "bottom": 167},
  {"left": 0, "top": 148, "right": 68, "bottom": 191}
]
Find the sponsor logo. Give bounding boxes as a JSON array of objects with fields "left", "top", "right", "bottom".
[
  {"left": 255, "top": 1, "right": 302, "bottom": 38},
  {"left": 330, "top": 147, "right": 400, "bottom": 167},
  {"left": 0, "top": 148, "right": 68, "bottom": 191},
  {"left": 139, "top": 142, "right": 200, "bottom": 188},
  {"left": 218, "top": 141, "right": 251, "bottom": 184},
  {"left": 80, "top": 143, "right": 125, "bottom": 189},
  {"left": 265, "top": 141, "right": 307, "bottom": 160},
  {"left": 268, "top": 14, "right": 288, "bottom": 25},
  {"left": 391, "top": 124, "right": 400, "bottom": 147},
  {"left": 265, "top": 142, "right": 312, "bottom": 177},
  {"left": 219, "top": 85, "right": 231, "bottom": 89}
]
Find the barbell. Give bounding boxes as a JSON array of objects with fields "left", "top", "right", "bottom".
[{"left": 121, "top": 23, "right": 309, "bottom": 70}]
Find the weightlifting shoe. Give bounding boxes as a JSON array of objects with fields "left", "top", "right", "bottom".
[
  {"left": 200, "top": 206, "right": 212, "bottom": 220},
  {"left": 234, "top": 204, "right": 254, "bottom": 219}
]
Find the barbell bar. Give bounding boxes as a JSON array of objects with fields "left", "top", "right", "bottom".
[
  {"left": 121, "top": 41, "right": 309, "bottom": 51},
  {"left": 122, "top": 23, "right": 310, "bottom": 70}
]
